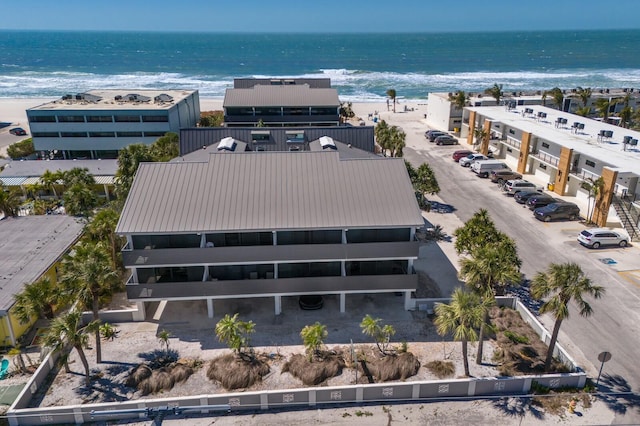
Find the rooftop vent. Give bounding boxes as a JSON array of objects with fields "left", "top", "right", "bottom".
[
  {"left": 121, "top": 94, "right": 151, "bottom": 103},
  {"left": 319, "top": 136, "right": 337, "bottom": 150},
  {"left": 154, "top": 94, "right": 174, "bottom": 103},
  {"left": 217, "top": 137, "right": 236, "bottom": 151}
]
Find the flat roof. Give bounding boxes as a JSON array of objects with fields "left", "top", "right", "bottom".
[
  {"left": 223, "top": 84, "right": 339, "bottom": 108},
  {"left": 0, "top": 216, "right": 84, "bottom": 313},
  {"left": 28, "top": 89, "right": 197, "bottom": 112},
  {"left": 468, "top": 105, "right": 640, "bottom": 175},
  {"left": 0, "top": 159, "right": 118, "bottom": 179},
  {"left": 117, "top": 152, "right": 423, "bottom": 235}
]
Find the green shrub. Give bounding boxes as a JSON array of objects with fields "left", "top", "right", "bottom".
[
  {"left": 504, "top": 330, "right": 530, "bottom": 344},
  {"left": 531, "top": 380, "right": 550, "bottom": 394},
  {"left": 7, "top": 138, "right": 35, "bottom": 159}
]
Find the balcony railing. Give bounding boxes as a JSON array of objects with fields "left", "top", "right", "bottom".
[
  {"left": 569, "top": 168, "right": 599, "bottom": 182},
  {"left": 531, "top": 151, "right": 559, "bottom": 168},
  {"left": 122, "top": 241, "right": 420, "bottom": 268},
  {"left": 125, "top": 273, "right": 418, "bottom": 300}
]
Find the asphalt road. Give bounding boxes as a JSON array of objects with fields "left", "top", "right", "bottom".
[{"left": 400, "top": 120, "right": 640, "bottom": 423}]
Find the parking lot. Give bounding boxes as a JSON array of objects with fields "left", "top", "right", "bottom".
[{"left": 392, "top": 115, "right": 640, "bottom": 422}]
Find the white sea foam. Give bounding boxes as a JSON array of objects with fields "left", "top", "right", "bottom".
[{"left": 1, "top": 68, "right": 640, "bottom": 101}]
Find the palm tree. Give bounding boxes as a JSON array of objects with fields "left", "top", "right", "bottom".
[
  {"left": 548, "top": 87, "right": 564, "bottom": 110},
  {"left": 434, "top": 288, "right": 489, "bottom": 376},
  {"left": 575, "top": 106, "right": 591, "bottom": 117},
  {"left": 575, "top": 87, "right": 592, "bottom": 108},
  {"left": 40, "top": 170, "right": 62, "bottom": 199},
  {"left": 459, "top": 240, "right": 521, "bottom": 364},
  {"left": 149, "top": 132, "right": 179, "bottom": 162},
  {"left": 386, "top": 89, "right": 397, "bottom": 113},
  {"left": 594, "top": 98, "right": 612, "bottom": 121},
  {"left": 86, "top": 208, "right": 123, "bottom": 270},
  {"left": 454, "top": 209, "right": 500, "bottom": 255},
  {"left": 339, "top": 102, "right": 355, "bottom": 124},
  {"left": 484, "top": 84, "right": 503, "bottom": 105},
  {"left": 63, "top": 182, "right": 98, "bottom": 217},
  {"left": 374, "top": 119, "right": 391, "bottom": 155},
  {"left": 415, "top": 163, "right": 440, "bottom": 197},
  {"left": 388, "top": 126, "right": 406, "bottom": 157},
  {"left": 581, "top": 177, "right": 605, "bottom": 224},
  {"left": 530, "top": 263, "right": 604, "bottom": 371},
  {"left": 360, "top": 315, "right": 396, "bottom": 356},
  {"left": 473, "top": 127, "right": 488, "bottom": 146},
  {"left": 300, "top": 322, "right": 327, "bottom": 362},
  {"left": 448, "top": 91, "right": 468, "bottom": 110},
  {"left": 12, "top": 277, "right": 62, "bottom": 324},
  {"left": 42, "top": 309, "right": 96, "bottom": 386},
  {"left": 114, "top": 143, "right": 154, "bottom": 202},
  {"left": 215, "top": 313, "right": 256, "bottom": 359},
  {"left": 59, "top": 241, "right": 118, "bottom": 363},
  {"left": 158, "top": 329, "right": 171, "bottom": 354},
  {"left": 0, "top": 186, "right": 21, "bottom": 218}
]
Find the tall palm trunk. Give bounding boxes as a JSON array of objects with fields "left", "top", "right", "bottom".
[
  {"left": 475, "top": 311, "right": 490, "bottom": 364},
  {"left": 462, "top": 339, "right": 470, "bottom": 376},
  {"left": 545, "top": 318, "right": 563, "bottom": 371},
  {"left": 92, "top": 295, "right": 102, "bottom": 363},
  {"left": 75, "top": 345, "right": 91, "bottom": 386}
]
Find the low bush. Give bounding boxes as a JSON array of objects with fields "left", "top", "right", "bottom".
[{"left": 425, "top": 360, "right": 455, "bottom": 379}]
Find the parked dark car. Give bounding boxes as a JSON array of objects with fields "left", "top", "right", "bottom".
[
  {"left": 9, "top": 127, "right": 27, "bottom": 136},
  {"left": 490, "top": 170, "right": 522, "bottom": 184},
  {"left": 514, "top": 190, "right": 543, "bottom": 204},
  {"left": 427, "top": 131, "right": 448, "bottom": 142},
  {"left": 434, "top": 135, "right": 458, "bottom": 145},
  {"left": 452, "top": 150, "right": 474, "bottom": 162},
  {"left": 533, "top": 202, "right": 581, "bottom": 222},
  {"left": 526, "top": 194, "right": 558, "bottom": 210},
  {"left": 299, "top": 295, "right": 324, "bottom": 310}
]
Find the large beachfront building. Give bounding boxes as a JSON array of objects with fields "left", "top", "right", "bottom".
[
  {"left": 0, "top": 216, "right": 84, "bottom": 347},
  {"left": 116, "top": 151, "right": 423, "bottom": 318},
  {"left": 27, "top": 90, "right": 200, "bottom": 160},
  {"left": 461, "top": 104, "right": 640, "bottom": 234},
  {"left": 223, "top": 78, "right": 340, "bottom": 127},
  {"left": 427, "top": 88, "right": 640, "bottom": 132}
]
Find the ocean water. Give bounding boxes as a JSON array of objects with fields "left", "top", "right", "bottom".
[{"left": 1, "top": 30, "right": 640, "bottom": 101}]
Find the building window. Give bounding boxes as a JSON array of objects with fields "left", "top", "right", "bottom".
[
  {"left": 32, "top": 132, "right": 60, "bottom": 137},
  {"left": 60, "top": 132, "right": 87, "bottom": 137},
  {"left": 542, "top": 142, "right": 549, "bottom": 148},
  {"left": 539, "top": 163, "right": 547, "bottom": 170},
  {"left": 86, "top": 116, "right": 113, "bottom": 123},
  {"left": 585, "top": 160, "right": 596, "bottom": 168},
  {"left": 57, "top": 115, "right": 85, "bottom": 123},
  {"left": 507, "top": 147, "right": 513, "bottom": 153},
  {"left": 141, "top": 115, "right": 169, "bottom": 122},
  {"left": 251, "top": 131, "right": 270, "bottom": 142},
  {"left": 117, "top": 131, "right": 143, "bottom": 137},
  {"left": 30, "top": 115, "right": 57, "bottom": 123},
  {"left": 89, "top": 132, "right": 116, "bottom": 137},
  {"left": 114, "top": 115, "right": 141, "bottom": 122},
  {"left": 144, "top": 131, "right": 167, "bottom": 137},
  {"left": 509, "top": 129, "right": 515, "bottom": 135},
  {"left": 286, "top": 131, "right": 305, "bottom": 143}
]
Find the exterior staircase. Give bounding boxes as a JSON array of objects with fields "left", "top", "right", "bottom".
[{"left": 611, "top": 195, "right": 640, "bottom": 242}]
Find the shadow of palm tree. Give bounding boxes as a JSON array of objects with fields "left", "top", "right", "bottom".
[
  {"left": 596, "top": 373, "right": 640, "bottom": 415},
  {"left": 492, "top": 396, "right": 545, "bottom": 421},
  {"left": 506, "top": 280, "right": 543, "bottom": 315}
]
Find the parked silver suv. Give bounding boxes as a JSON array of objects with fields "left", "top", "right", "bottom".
[
  {"left": 502, "top": 179, "right": 543, "bottom": 195},
  {"left": 577, "top": 228, "right": 629, "bottom": 249}
]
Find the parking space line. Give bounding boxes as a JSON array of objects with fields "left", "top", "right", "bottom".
[{"left": 618, "top": 270, "right": 640, "bottom": 289}]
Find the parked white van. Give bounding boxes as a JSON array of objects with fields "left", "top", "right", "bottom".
[{"left": 471, "top": 160, "right": 510, "bottom": 178}]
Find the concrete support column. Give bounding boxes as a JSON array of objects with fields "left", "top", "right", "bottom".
[
  {"left": 341, "top": 261, "right": 346, "bottom": 277},
  {"left": 409, "top": 227, "right": 415, "bottom": 241},
  {"left": 126, "top": 234, "right": 133, "bottom": 250},
  {"left": 517, "top": 132, "right": 532, "bottom": 175},
  {"left": 554, "top": 146, "right": 573, "bottom": 196},
  {"left": 272, "top": 231, "right": 277, "bottom": 245},
  {"left": 340, "top": 293, "right": 346, "bottom": 313},
  {"left": 274, "top": 295, "right": 282, "bottom": 316},
  {"left": 207, "top": 298, "right": 214, "bottom": 318},
  {"left": 103, "top": 184, "right": 110, "bottom": 201},
  {"left": 466, "top": 111, "right": 476, "bottom": 145},
  {"left": 404, "top": 291, "right": 413, "bottom": 311},
  {"left": 133, "top": 302, "right": 146, "bottom": 321},
  {"left": 594, "top": 167, "right": 618, "bottom": 227},
  {"left": 408, "top": 258, "right": 414, "bottom": 272},
  {"left": 342, "top": 229, "right": 348, "bottom": 244}
]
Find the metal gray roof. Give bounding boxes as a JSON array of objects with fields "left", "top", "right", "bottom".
[
  {"left": 223, "top": 85, "right": 339, "bottom": 108},
  {"left": 179, "top": 126, "right": 375, "bottom": 156},
  {"left": 233, "top": 78, "right": 332, "bottom": 89},
  {"left": 0, "top": 216, "right": 84, "bottom": 313},
  {"left": 0, "top": 159, "right": 118, "bottom": 178},
  {"left": 117, "top": 152, "right": 423, "bottom": 235}
]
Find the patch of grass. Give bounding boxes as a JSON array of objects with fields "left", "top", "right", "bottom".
[
  {"left": 355, "top": 410, "right": 373, "bottom": 417},
  {"left": 425, "top": 360, "right": 455, "bottom": 379},
  {"left": 342, "top": 412, "right": 352, "bottom": 418},
  {"left": 504, "top": 330, "right": 530, "bottom": 344}
]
